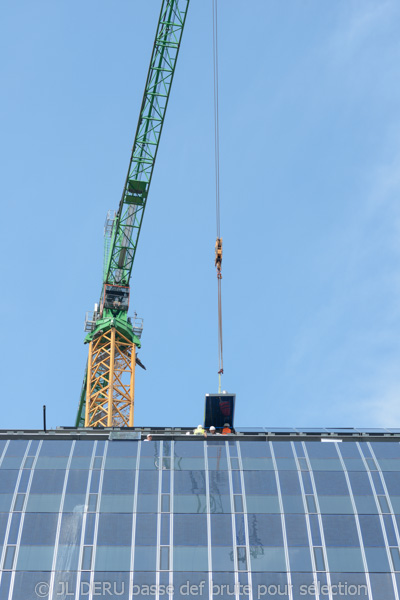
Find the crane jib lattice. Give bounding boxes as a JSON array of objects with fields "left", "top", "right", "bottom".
[{"left": 104, "top": 0, "right": 190, "bottom": 287}]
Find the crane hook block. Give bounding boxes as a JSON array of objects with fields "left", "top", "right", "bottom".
[{"left": 215, "top": 237, "right": 223, "bottom": 271}]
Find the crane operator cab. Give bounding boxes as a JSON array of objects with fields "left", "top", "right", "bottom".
[
  {"left": 204, "top": 393, "right": 235, "bottom": 431},
  {"left": 101, "top": 284, "right": 130, "bottom": 314}
]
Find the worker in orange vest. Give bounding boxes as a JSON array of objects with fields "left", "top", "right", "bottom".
[{"left": 222, "top": 423, "right": 232, "bottom": 435}]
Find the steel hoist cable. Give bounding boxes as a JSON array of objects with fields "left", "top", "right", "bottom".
[{"left": 212, "top": 0, "right": 224, "bottom": 393}]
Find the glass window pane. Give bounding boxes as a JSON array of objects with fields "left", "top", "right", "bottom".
[
  {"left": 0, "top": 495, "right": 13, "bottom": 512},
  {"left": 365, "top": 547, "right": 390, "bottom": 572},
  {"left": 0, "top": 471, "right": 19, "bottom": 493},
  {"left": 209, "top": 471, "right": 230, "bottom": 495},
  {"left": 135, "top": 514, "right": 157, "bottom": 545},
  {"left": 88, "top": 494, "right": 97, "bottom": 512},
  {"left": 3, "top": 546, "right": 15, "bottom": 570},
  {"left": 250, "top": 547, "right": 286, "bottom": 571},
  {"left": 13, "top": 494, "right": 25, "bottom": 511},
  {"left": 239, "top": 441, "right": 272, "bottom": 458},
  {"left": 108, "top": 441, "right": 138, "bottom": 457},
  {"left": 23, "top": 456, "right": 34, "bottom": 469},
  {"left": 309, "top": 459, "right": 342, "bottom": 471},
  {"left": 175, "top": 441, "right": 204, "bottom": 457},
  {"left": 369, "top": 573, "right": 396, "bottom": 600},
  {"left": 210, "top": 494, "right": 231, "bottom": 514},
  {"left": 298, "top": 458, "right": 308, "bottom": 471},
  {"left": 306, "top": 495, "right": 316, "bottom": 513},
  {"left": 322, "top": 515, "right": 359, "bottom": 546},
  {"left": 384, "top": 515, "right": 397, "bottom": 546},
  {"left": 90, "top": 470, "right": 100, "bottom": 492},
  {"left": 318, "top": 496, "right": 353, "bottom": 514},
  {"left": 25, "top": 494, "right": 62, "bottom": 513},
  {"left": 97, "top": 514, "right": 132, "bottom": 546},
  {"left": 161, "top": 495, "right": 170, "bottom": 512},
  {"left": 231, "top": 515, "right": 243, "bottom": 548},
  {"left": 58, "top": 513, "right": 83, "bottom": 545},
  {"left": 95, "top": 546, "right": 131, "bottom": 571},
  {"left": 309, "top": 515, "right": 322, "bottom": 546},
  {"left": 354, "top": 495, "right": 379, "bottom": 514},
  {"left": 18, "top": 470, "right": 30, "bottom": 493},
  {"left": 136, "top": 494, "right": 158, "bottom": 513},
  {"left": 20, "top": 513, "right": 58, "bottom": 545},
  {"left": 173, "top": 547, "right": 208, "bottom": 571},
  {"left": 63, "top": 493, "right": 87, "bottom": 512},
  {"left": 137, "top": 471, "right": 159, "bottom": 494},
  {"left": 173, "top": 494, "right": 207, "bottom": 514},
  {"left": 359, "top": 515, "right": 385, "bottom": 546},
  {"left": 278, "top": 472, "right": 301, "bottom": 495},
  {"left": 30, "top": 470, "right": 65, "bottom": 493},
  {"left": 212, "top": 546, "right": 234, "bottom": 580},
  {"left": 237, "top": 547, "right": 247, "bottom": 570},
  {"left": 39, "top": 441, "right": 72, "bottom": 456},
  {"left": 245, "top": 495, "right": 280, "bottom": 513},
  {"left": 73, "top": 441, "right": 95, "bottom": 456},
  {"left": 174, "top": 471, "right": 206, "bottom": 494},
  {"left": 66, "top": 470, "right": 89, "bottom": 494},
  {"left": 301, "top": 471, "right": 313, "bottom": 494},
  {"left": 161, "top": 514, "right": 169, "bottom": 545},
  {"left": 282, "top": 495, "right": 304, "bottom": 513},
  {"left": 6, "top": 441, "right": 29, "bottom": 456},
  {"left": 82, "top": 546, "right": 92, "bottom": 570},
  {"left": 35, "top": 456, "right": 69, "bottom": 469},
  {"left": 243, "top": 471, "right": 277, "bottom": 495},
  {"left": 93, "top": 457, "right": 103, "bottom": 469},
  {"left": 174, "top": 515, "right": 207, "bottom": 546},
  {"left": 210, "top": 514, "right": 233, "bottom": 547},
  {"left": 305, "top": 442, "right": 339, "bottom": 458},
  {"left": 247, "top": 514, "right": 283, "bottom": 546},
  {"left": 102, "top": 470, "right": 135, "bottom": 494},
  {"left": 234, "top": 495, "right": 243, "bottom": 513},
  {"left": 241, "top": 457, "right": 274, "bottom": 470},
  {"left": 84, "top": 513, "right": 96, "bottom": 545},
  {"left": 16, "top": 546, "right": 54, "bottom": 570},
  {"left": 160, "top": 546, "right": 169, "bottom": 570},
  {"left": 313, "top": 472, "right": 348, "bottom": 495},
  {"left": 7, "top": 513, "right": 21, "bottom": 545},
  {"left": 55, "top": 545, "right": 80, "bottom": 572},
  {"left": 314, "top": 547, "right": 325, "bottom": 571},
  {"left": 348, "top": 471, "right": 373, "bottom": 494},
  {"left": 288, "top": 546, "right": 312, "bottom": 571},
  {"left": 99, "top": 494, "right": 134, "bottom": 513},
  {"left": 285, "top": 515, "right": 309, "bottom": 545},
  {"left": 371, "top": 443, "right": 400, "bottom": 459},
  {"left": 391, "top": 547, "right": 400, "bottom": 571},
  {"left": 378, "top": 495, "right": 390, "bottom": 513},
  {"left": 326, "top": 547, "right": 364, "bottom": 572}
]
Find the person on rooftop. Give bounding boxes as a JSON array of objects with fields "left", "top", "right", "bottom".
[
  {"left": 144, "top": 434, "right": 153, "bottom": 441},
  {"left": 194, "top": 424, "right": 207, "bottom": 437},
  {"left": 222, "top": 423, "right": 232, "bottom": 435},
  {"left": 209, "top": 426, "right": 219, "bottom": 435}
]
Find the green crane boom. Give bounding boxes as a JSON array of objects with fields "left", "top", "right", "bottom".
[{"left": 75, "top": 0, "right": 190, "bottom": 427}]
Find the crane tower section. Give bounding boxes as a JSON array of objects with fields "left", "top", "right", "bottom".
[{"left": 76, "top": 0, "right": 190, "bottom": 428}]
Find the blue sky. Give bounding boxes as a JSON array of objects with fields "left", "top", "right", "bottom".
[{"left": 1, "top": 0, "right": 400, "bottom": 429}]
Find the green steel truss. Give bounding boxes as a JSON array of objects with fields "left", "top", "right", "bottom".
[
  {"left": 104, "top": 0, "right": 190, "bottom": 287},
  {"left": 76, "top": 0, "right": 190, "bottom": 427}
]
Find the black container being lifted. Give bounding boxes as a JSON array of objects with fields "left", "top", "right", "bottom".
[{"left": 204, "top": 393, "right": 235, "bottom": 430}]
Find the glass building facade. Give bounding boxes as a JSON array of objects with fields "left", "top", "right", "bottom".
[{"left": 0, "top": 430, "right": 400, "bottom": 599}]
